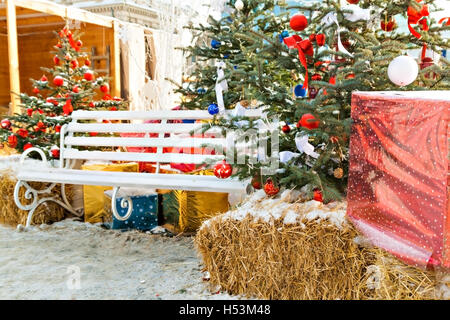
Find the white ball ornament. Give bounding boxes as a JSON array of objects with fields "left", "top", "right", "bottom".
[
  {"left": 235, "top": 0, "right": 244, "bottom": 11},
  {"left": 387, "top": 56, "right": 419, "bottom": 87}
]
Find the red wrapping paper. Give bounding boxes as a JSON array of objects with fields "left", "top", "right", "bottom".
[{"left": 347, "top": 91, "right": 450, "bottom": 269}]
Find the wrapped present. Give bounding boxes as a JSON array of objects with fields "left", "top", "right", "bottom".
[
  {"left": 120, "top": 118, "right": 214, "bottom": 173},
  {"left": 178, "top": 170, "right": 229, "bottom": 232},
  {"left": 81, "top": 162, "right": 139, "bottom": 223},
  {"left": 104, "top": 188, "right": 158, "bottom": 231},
  {"left": 158, "top": 170, "right": 229, "bottom": 233},
  {"left": 161, "top": 191, "right": 180, "bottom": 229},
  {"left": 347, "top": 91, "right": 450, "bottom": 269}
]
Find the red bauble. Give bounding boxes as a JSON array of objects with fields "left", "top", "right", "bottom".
[
  {"left": 71, "top": 60, "right": 78, "bottom": 69},
  {"left": 1, "top": 119, "right": 11, "bottom": 129},
  {"left": 17, "top": 128, "right": 28, "bottom": 138},
  {"left": 309, "top": 34, "right": 316, "bottom": 42},
  {"left": 89, "top": 132, "right": 98, "bottom": 137},
  {"left": 313, "top": 189, "right": 323, "bottom": 202},
  {"left": 84, "top": 71, "right": 94, "bottom": 81},
  {"left": 214, "top": 160, "right": 232, "bottom": 179},
  {"left": 290, "top": 14, "right": 308, "bottom": 31},
  {"left": 72, "top": 85, "right": 80, "bottom": 93},
  {"left": 8, "top": 135, "right": 18, "bottom": 148},
  {"left": 315, "top": 34, "right": 325, "bottom": 46},
  {"left": 102, "top": 94, "right": 112, "bottom": 100},
  {"left": 53, "top": 55, "right": 60, "bottom": 65},
  {"left": 55, "top": 125, "right": 62, "bottom": 133},
  {"left": 329, "top": 76, "right": 336, "bottom": 85},
  {"left": 311, "top": 74, "right": 322, "bottom": 81},
  {"left": 37, "top": 121, "right": 46, "bottom": 129},
  {"left": 84, "top": 59, "right": 91, "bottom": 66},
  {"left": 63, "top": 99, "right": 73, "bottom": 115},
  {"left": 76, "top": 40, "right": 83, "bottom": 48},
  {"left": 53, "top": 76, "right": 64, "bottom": 86},
  {"left": 109, "top": 106, "right": 118, "bottom": 111},
  {"left": 40, "top": 75, "right": 48, "bottom": 82},
  {"left": 26, "top": 108, "right": 33, "bottom": 116},
  {"left": 100, "top": 84, "right": 109, "bottom": 93},
  {"left": 50, "top": 146, "right": 60, "bottom": 159},
  {"left": 32, "top": 87, "right": 40, "bottom": 94},
  {"left": 23, "top": 143, "right": 33, "bottom": 151},
  {"left": 381, "top": 19, "right": 396, "bottom": 32},
  {"left": 298, "top": 113, "right": 319, "bottom": 130},
  {"left": 251, "top": 176, "right": 262, "bottom": 189},
  {"left": 346, "top": 0, "right": 359, "bottom": 4},
  {"left": 282, "top": 124, "right": 291, "bottom": 133},
  {"left": 89, "top": 102, "right": 95, "bottom": 108},
  {"left": 264, "top": 179, "right": 280, "bottom": 196}
]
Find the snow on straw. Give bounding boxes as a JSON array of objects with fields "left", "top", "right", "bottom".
[{"left": 201, "top": 189, "right": 348, "bottom": 230}]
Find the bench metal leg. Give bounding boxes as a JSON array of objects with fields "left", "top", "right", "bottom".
[
  {"left": 111, "top": 187, "right": 133, "bottom": 221},
  {"left": 14, "top": 180, "right": 78, "bottom": 228}
]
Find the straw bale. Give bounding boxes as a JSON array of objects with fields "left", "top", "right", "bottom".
[
  {"left": 0, "top": 170, "right": 72, "bottom": 226},
  {"left": 195, "top": 195, "right": 445, "bottom": 300}
]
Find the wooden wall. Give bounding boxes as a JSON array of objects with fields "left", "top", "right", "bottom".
[
  {"left": 0, "top": 5, "right": 117, "bottom": 114},
  {"left": 0, "top": 33, "right": 10, "bottom": 113}
]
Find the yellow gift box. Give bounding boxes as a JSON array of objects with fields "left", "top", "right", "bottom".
[
  {"left": 81, "top": 162, "right": 139, "bottom": 223},
  {"left": 176, "top": 170, "right": 229, "bottom": 233}
]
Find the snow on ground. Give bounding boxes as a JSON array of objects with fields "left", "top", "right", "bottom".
[{"left": 0, "top": 219, "right": 237, "bottom": 300}]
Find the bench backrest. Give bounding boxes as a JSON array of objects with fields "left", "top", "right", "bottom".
[{"left": 60, "top": 110, "right": 263, "bottom": 172}]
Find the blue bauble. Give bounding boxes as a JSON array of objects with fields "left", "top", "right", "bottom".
[
  {"left": 211, "top": 39, "right": 221, "bottom": 49},
  {"left": 281, "top": 30, "right": 289, "bottom": 38},
  {"left": 233, "top": 65, "right": 238, "bottom": 70},
  {"left": 294, "top": 84, "right": 307, "bottom": 97},
  {"left": 278, "top": 34, "right": 284, "bottom": 43},
  {"left": 223, "top": 54, "right": 229, "bottom": 59},
  {"left": 197, "top": 88, "right": 206, "bottom": 94},
  {"left": 208, "top": 103, "right": 219, "bottom": 115}
]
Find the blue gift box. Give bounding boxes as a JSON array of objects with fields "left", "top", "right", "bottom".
[{"left": 104, "top": 189, "right": 158, "bottom": 231}]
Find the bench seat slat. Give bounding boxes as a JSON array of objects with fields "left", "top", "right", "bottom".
[
  {"left": 66, "top": 122, "right": 218, "bottom": 134},
  {"left": 18, "top": 169, "right": 247, "bottom": 193},
  {"left": 64, "top": 136, "right": 227, "bottom": 148},
  {"left": 70, "top": 109, "right": 263, "bottom": 120},
  {"left": 63, "top": 149, "right": 224, "bottom": 164}
]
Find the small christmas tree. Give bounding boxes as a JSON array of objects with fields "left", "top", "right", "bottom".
[{"left": 0, "top": 26, "right": 127, "bottom": 158}]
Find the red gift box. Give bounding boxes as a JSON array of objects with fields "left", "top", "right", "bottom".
[
  {"left": 121, "top": 119, "right": 217, "bottom": 173},
  {"left": 347, "top": 91, "right": 450, "bottom": 269}
]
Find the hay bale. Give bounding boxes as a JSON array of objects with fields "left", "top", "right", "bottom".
[
  {"left": 0, "top": 170, "right": 71, "bottom": 226},
  {"left": 366, "top": 250, "right": 438, "bottom": 300},
  {"left": 195, "top": 190, "right": 444, "bottom": 300}
]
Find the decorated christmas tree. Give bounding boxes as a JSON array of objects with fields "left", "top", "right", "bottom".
[
  {"left": 0, "top": 27, "right": 127, "bottom": 158},
  {"left": 176, "top": 0, "right": 449, "bottom": 202}
]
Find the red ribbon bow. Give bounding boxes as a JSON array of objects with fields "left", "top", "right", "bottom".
[
  {"left": 407, "top": 0, "right": 429, "bottom": 39},
  {"left": 283, "top": 35, "right": 314, "bottom": 89}
]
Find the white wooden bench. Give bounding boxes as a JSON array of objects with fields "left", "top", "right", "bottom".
[{"left": 14, "top": 109, "right": 263, "bottom": 227}]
